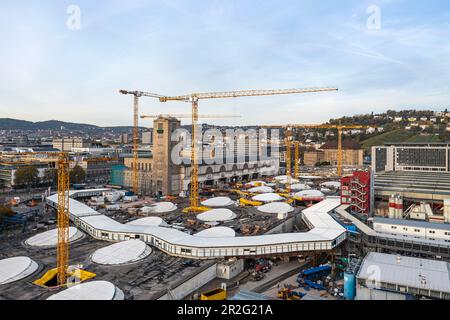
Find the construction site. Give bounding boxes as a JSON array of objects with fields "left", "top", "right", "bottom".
[{"left": 1, "top": 88, "right": 450, "bottom": 301}]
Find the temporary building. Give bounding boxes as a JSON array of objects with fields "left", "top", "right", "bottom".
[
  {"left": 0, "top": 256, "right": 39, "bottom": 285},
  {"left": 91, "top": 240, "right": 152, "bottom": 265},
  {"left": 201, "top": 197, "right": 235, "bottom": 207},
  {"left": 47, "top": 281, "right": 124, "bottom": 300},
  {"left": 197, "top": 209, "right": 237, "bottom": 222},
  {"left": 26, "top": 227, "right": 84, "bottom": 248}
]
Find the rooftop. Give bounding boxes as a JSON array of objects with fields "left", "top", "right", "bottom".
[
  {"left": 357, "top": 252, "right": 450, "bottom": 294},
  {"left": 373, "top": 217, "right": 450, "bottom": 232}
]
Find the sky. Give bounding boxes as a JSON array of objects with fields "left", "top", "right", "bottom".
[{"left": 1, "top": 0, "right": 450, "bottom": 127}]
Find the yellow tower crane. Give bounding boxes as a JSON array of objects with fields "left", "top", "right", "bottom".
[
  {"left": 14, "top": 152, "right": 71, "bottom": 286},
  {"left": 125, "top": 87, "right": 337, "bottom": 212},
  {"left": 289, "top": 123, "right": 373, "bottom": 177},
  {"left": 119, "top": 90, "right": 165, "bottom": 195}
]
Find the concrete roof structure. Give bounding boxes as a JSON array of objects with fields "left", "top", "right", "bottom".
[
  {"left": 127, "top": 217, "right": 168, "bottom": 227},
  {"left": 258, "top": 202, "right": 295, "bottom": 214},
  {"left": 201, "top": 197, "right": 234, "bottom": 207},
  {"left": 0, "top": 257, "right": 38, "bottom": 285},
  {"left": 248, "top": 186, "right": 274, "bottom": 193},
  {"left": 91, "top": 240, "right": 152, "bottom": 265},
  {"left": 47, "top": 281, "right": 124, "bottom": 300},
  {"left": 357, "top": 252, "right": 450, "bottom": 295},
  {"left": 141, "top": 202, "right": 177, "bottom": 214},
  {"left": 196, "top": 209, "right": 237, "bottom": 222},
  {"left": 25, "top": 227, "right": 84, "bottom": 248},
  {"left": 252, "top": 193, "right": 284, "bottom": 203}
]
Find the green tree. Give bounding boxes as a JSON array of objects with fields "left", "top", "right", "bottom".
[
  {"left": 14, "top": 166, "right": 40, "bottom": 189},
  {"left": 70, "top": 165, "right": 86, "bottom": 184},
  {"left": 42, "top": 168, "right": 58, "bottom": 186}
]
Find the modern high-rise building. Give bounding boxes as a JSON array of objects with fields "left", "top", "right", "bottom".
[
  {"left": 52, "top": 137, "right": 89, "bottom": 152},
  {"left": 372, "top": 143, "right": 450, "bottom": 173}
]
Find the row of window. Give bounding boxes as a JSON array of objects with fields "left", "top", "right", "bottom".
[{"left": 390, "top": 225, "right": 450, "bottom": 236}]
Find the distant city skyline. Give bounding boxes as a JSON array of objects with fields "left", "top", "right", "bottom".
[{"left": 1, "top": 0, "right": 450, "bottom": 127}]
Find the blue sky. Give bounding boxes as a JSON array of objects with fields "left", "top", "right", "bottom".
[{"left": 1, "top": 0, "right": 450, "bottom": 126}]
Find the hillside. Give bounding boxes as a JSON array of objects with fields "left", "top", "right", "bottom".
[
  {"left": 361, "top": 129, "right": 441, "bottom": 149},
  {"left": 0, "top": 118, "right": 137, "bottom": 132}
]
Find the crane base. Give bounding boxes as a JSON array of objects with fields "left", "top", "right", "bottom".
[{"left": 33, "top": 267, "right": 96, "bottom": 289}]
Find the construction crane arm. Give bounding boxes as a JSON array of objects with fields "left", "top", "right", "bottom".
[
  {"left": 119, "top": 90, "right": 165, "bottom": 99},
  {"left": 159, "top": 87, "right": 338, "bottom": 102},
  {"left": 140, "top": 114, "right": 241, "bottom": 119}
]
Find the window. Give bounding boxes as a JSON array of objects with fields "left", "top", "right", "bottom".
[
  {"left": 429, "top": 230, "right": 436, "bottom": 234},
  {"left": 414, "top": 229, "right": 420, "bottom": 232}
]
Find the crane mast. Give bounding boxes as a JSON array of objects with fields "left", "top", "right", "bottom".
[
  {"left": 57, "top": 152, "right": 70, "bottom": 286},
  {"left": 120, "top": 90, "right": 164, "bottom": 195}
]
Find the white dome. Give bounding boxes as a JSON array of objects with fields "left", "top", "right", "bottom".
[
  {"left": 320, "top": 181, "right": 341, "bottom": 189},
  {"left": 141, "top": 202, "right": 177, "bottom": 214},
  {"left": 275, "top": 176, "right": 300, "bottom": 184},
  {"left": 127, "top": 217, "right": 168, "bottom": 227},
  {"left": 252, "top": 193, "right": 284, "bottom": 203},
  {"left": 201, "top": 197, "right": 234, "bottom": 207},
  {"left": 91, "top": 240, "right": 152, "bottom": 265},
  {"left": 194, "top": 227, "right": 236, "bottom": 238},
  {"left": 295, "top": 190, "right": 325, "bottom": 199},
  {"left": 26, "top": 227, "right": 84, "bottom": 248},
  {"left": 258, "top": 202, "right": 294, "bottom": 214},
  {"left": 246, "top": 181, "right": 266, "bottom": 187},
  {"left": 290, "top": 183, "right": 311, "bottom": 191},
  {"left": 197, "top": 209, "right": 236, "bottom": 222},
  {"left": 47, "top": 281, "right": 124, "bottom": 300},
  {"left": 321, "top": 188, "right": 333, "bottom": 194},
  {"left": 0, "top": 256, "right": 39, "bottom": 285},
  {"left": 248, "top": 186, "right": 274, "bottom": 193}
]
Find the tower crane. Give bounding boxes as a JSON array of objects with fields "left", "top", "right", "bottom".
[
  {"left": 14, "top": 152, "right": 70, "bottom": 286},
  {"left": 124, "top": 87, "right": 338, "bottom": 212},
  {"left": 119, "top": 90, "right": 165, "bottom": 195},
  {"left": 288, "top": 123, "right": 373, "bottom": 177}
]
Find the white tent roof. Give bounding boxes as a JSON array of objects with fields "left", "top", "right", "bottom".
[
  {"left": 320, "top": 181, "right": 341, "bottom": 189},
  {"left": 0, "top": 257, "right": 38, "bottom": 285},
  {"left": 141, "top": 202, "right": 177, "bottom": 214},
  {"left": 197, "top": 209, "right": 237, "bottom": 222},
  {"left": 290, "top": 183, "right": 311, "bottom": 191},
  {"left": 201, "top": 197, "right": 234, "bottom": 207},
  {"left": 258, "top": 202, "right": 295, "bottom": 214},
  {"left": 248, "top": 186, "right": 274, "bottom": 193},
  {"left": 127, "top": 217, "right": 168, "bottom": 227},
  {"left": 295, "top": 190, "right": 325, "bottom": 198},
  {"left": 246, "top": 181, "right": 266, "bottom": 187},
  {"left": 91, "top": 240, "right": 152, "bottom": 265},
  {"left": 194, "top": 227, "right": 236, "bottom": 238},
  {"left": 252, "top": 193, "right": 284, "bottom": 203},
  {"left": 26, "top": 227, "right": 84, "bottom": 247},
  {"left": 47, "top": 281, "right": 124, "bottom": 300}
]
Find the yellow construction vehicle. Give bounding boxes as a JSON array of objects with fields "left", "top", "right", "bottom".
[
  {"left": 200, "top": 287, "right": 227, "bottom": 300},
  {"left": 277, "top": 288, "right": 304, "bottom": 300}
]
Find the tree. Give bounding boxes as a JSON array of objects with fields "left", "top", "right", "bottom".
[
  {"left": 70, "top": 165, "right": 86, "bottom": 184},
  {"left": 14, "top": 166, "right": 40, "bottom": 189},
  {"left": 42, "top": 168, "right": 58, "bottom": 186}
]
